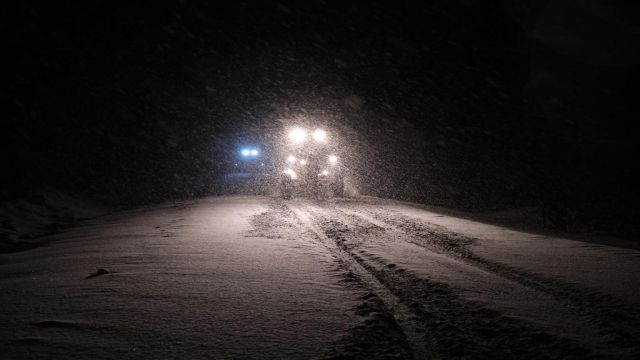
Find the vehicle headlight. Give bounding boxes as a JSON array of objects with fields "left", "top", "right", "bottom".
[
  {"left": 288, "top": 128, "right": 307, "bottom": 143},
  {"left": 299, "top": 159, "right": 307, "bottom": 165},
  {"left": 312, "top": 129, "right": 327, "bottom": 142},
  {"left": 329, "top": 155, "right": 338, "bottom": 164},
  {"left": 287, "top": 155, "right": 296, "bottom": 163},
  {"left": 283, "top": 168, "right": 297, "bottom": 179}
]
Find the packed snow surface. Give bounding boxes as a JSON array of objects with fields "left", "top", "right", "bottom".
[{"left": 1, "top": 196, "right": 639, "bottom": 359}]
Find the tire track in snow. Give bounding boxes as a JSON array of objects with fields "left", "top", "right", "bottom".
[
  {"left": 249, "top": 200, "right": 417, "bottom": 359},
  {"left": 300, "top": 200, "right": 599, "bottom": 359},
  {"left": 339, "top": 202, "right": 640, "bottom": 357},
  {"left": 286, "top": 200, "right": 432, "bottom": 360}
]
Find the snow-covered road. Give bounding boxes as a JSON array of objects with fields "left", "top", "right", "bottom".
[{"left": 1, "top": 196, "right": 639, "bottom": 359}]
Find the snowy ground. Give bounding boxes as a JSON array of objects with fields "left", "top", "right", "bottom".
[{"left": 1, "top": 196, "right": 639, "bottom": 359}]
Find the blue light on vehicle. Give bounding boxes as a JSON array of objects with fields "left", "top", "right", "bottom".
[{"left": 241, "top": 148, "right": 260, "bottom": 157}]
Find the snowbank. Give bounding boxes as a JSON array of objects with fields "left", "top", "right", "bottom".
[{"left": 0, "top": 189, "right": 106, "bottom": 253}]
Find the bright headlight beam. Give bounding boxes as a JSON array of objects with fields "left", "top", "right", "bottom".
[
  {"left": 312, "top": 129, "right": 327, "bottom": 142},
  {"left": 287, "top": 155, "right": 296, "bottom": 163},
  {"left": 299, "top": 159, "right": 307, "bottom": 165},
  {"left": 250, "top": 149, "right": 259, "bottom": 156},
  {"left": 241, "top": 149, "right": 251, "bottom": 156},
  {"left": 288, "top": 128, "right": 307, "bottom": 143},
  {"left": 329, "top": 155, "right": 338, "bottom": 164}
]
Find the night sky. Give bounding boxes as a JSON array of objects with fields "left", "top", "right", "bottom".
[{"left": 5, "top": 1, "right": 640, "bottom": 236}]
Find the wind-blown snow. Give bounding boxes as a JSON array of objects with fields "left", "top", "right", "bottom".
[
  {"left": 0, "top": 197, "right": 363, "bottom": 359},
  {"left": 2, "top": 196, "right": 639, "bottom": 359}
]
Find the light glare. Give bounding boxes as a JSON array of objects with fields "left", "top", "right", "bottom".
[
  {"left": 329, "top": 155, "right": 338, "bottom": 164},
  {"left": 283, "top": 168, "right": 297, "bottom": 179},
  {"left": 312, "top": 129, "right": 327, "bottom": 142},
  {"left": 288, "top": 128, "right": 307, "bottom": 143},
  {"left": 287, "top": 155, "right": 296, "bottom": 163}
]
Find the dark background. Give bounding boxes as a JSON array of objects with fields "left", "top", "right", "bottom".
[{"left": 4, "top": 1, "right": 640, "bottom": 237}]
